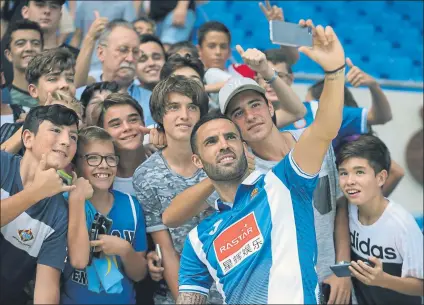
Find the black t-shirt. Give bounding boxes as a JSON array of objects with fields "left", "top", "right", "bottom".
[{"left": 149, "top": 0, "right": 195, "bottom": 22}]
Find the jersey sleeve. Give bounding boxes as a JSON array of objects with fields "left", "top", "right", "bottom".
[
  {"left": 133, "top": 170, "right": 167, "bottom": 233},
  {"left": 339, "top": 107, "right": 368, "bottom": 138},
  {"left": 132, "top": 195, "right": 147, "bottom": 252},
  {"left": 179, "top": 236, "right": 214, "bottom": 297},
  {"left": 0, "top": 151, "right": 12, "bottom": 187},
  {"left": 398, "top": 217, "right": 424, "bottom": 279},
  {"left": 37, "top": 197, "right": 68, "bottom": 271},
  {"left": 272, "top": 150, "right": 319, "bottom": 200}
]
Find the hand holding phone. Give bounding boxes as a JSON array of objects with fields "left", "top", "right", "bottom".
[
  {"left": 330, "top": 261, "right": 373, "bottom": 277},
  {"left": 269, "top": 20, "right": 313, "bottom": 48}
]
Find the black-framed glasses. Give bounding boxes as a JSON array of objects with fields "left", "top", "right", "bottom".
[{"left": 80, "top": 154, "right": 120, "bottom": 167}]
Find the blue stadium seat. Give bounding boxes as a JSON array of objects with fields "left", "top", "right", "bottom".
[
  {"left": 230, "top": 29, "right": 246, "bottom": 48},
  {"left": 198, "top": 0, "right": 423, "bottom": 83}
]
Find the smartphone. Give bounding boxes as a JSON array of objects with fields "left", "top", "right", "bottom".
[
  {"left": 57, "top": 170, "right": 73, "bottom": 186},
  {"left": 155, "top": 244, "right": 162, "bottom": 267},
  {"left": 330, "top": 263, "right": 351, "bottom": 277},
  {"left": 330, "top": 261, "right": 373, "bottom": 277},
  {"left": 320, "top": 283, "right": 331, "bottom": 304},
  {"left": 269, "top": 20, "right": 313, "bottom": 48}
]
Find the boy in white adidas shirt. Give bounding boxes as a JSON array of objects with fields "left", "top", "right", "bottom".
[{"left": 336, "top": 134, "right": 423, "bottom": 305}]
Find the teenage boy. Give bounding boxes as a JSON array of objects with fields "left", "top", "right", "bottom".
[
  {"left": 160, "top": 53, "right": 205, "bottom": 84},
  {"left": 21, "top": 0, "right": 79, "bottom": 57},
  {"left": 133, "top": 17, "right": 156, "bottom": 36},
  {"left": 61, "top": 126, "right": 148, "bottom": 304},
  {"left": 80, "top": 81, "right": 120, "bottom": 127},
  {"left": 1, "top": 47, "right": 76, "bottom": 152},
  {"left": 133, "top": 76, "right": 222, "bottom": 304},
  {"left": 0, "top": 104, "right": 80, "bottom": 304},
  {"left": 336, "top": 134, "right": 423, "bottom": 304},
  {"left": 136, "top": 34, "right": 167, "bottom": 94},
  {"left": 96, "top": 93, "right": 148, "bottom": 195},
  {"left": 4, "top": 19, "right": 43, "bottom": 110}
]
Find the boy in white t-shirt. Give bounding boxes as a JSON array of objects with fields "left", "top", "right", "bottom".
[{"left": 336, "top": 134, "right": 423, "bottom": 305}]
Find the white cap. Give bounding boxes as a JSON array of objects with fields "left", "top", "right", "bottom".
[{"left": 218, "top": 77, "right": 266, "bottom": 114}]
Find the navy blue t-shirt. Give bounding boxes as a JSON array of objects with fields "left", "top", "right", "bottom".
[{"left": 0, "top": 151, "right": 68, "bottom": 302}]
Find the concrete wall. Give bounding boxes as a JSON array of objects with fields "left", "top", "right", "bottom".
[{"left": 292, "top": 83, "right": 423, "bottom": 216}]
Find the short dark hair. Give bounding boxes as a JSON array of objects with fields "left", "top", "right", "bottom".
[
  {"left": 190, "top": 111, "right": 242, "bottom": 154},
  {"left": 97, "top": 93, "right": 145, "bottom": 127},
  {"left": 264, "top": 48, "right": 293, "bottom": 74},
  {"left": 309, "top": 79, "right": 359, "bottom": 108},
  {"left": 133, "top": 16, "right": 156, "bottom": 32},
  {"left": 167, "top": 41, "right": 199, "bottom": 58},
  {"left": 160, "top": 53, "right": 205, "bottom": 80},
  {"left": 25, "top": 48, "right": 75, "bottom": 85},
  {"left": 25, "top": 0, "right": 66, "bottom": 6},
  {"left": 336, "top": 134, "right": 391, "bottom": 175},
  {"left": 22, "top": 104, "right": 79, "bottom": 139},
  {"left": 150, "top": 75, "right": 209, "bottom": 131},
  {"left": 5, "top": 19, "right": 44, "bottom": 51},
  {"left": 80, "top": 81, "right": 120, "bottom": 111},
  {"left": 139, "top": 34, "right": 167, "bottom": 59},
  {"left": 75, "top": 126, "right": 117, "bottom": 163},
  {"left": 197, "top": 21, "right": 231, "bottom": 46}
]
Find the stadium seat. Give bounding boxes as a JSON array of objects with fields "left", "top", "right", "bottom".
[{"left": 198, "top": 0, "right": 423, "bottom": 83}]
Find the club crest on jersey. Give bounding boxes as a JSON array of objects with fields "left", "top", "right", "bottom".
[
  {"left": 18, "top": 229, "right": 34, "bottom": 242},
  {"left": 213, "top": 212, "right": 263, "bottom": 275},
  {"left": 250, "top": 188, "right": 259, "bottom": 199}
]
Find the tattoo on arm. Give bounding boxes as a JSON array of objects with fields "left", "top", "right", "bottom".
[{"left": 176, "top": 292, "right": 207, "bottom": 304}]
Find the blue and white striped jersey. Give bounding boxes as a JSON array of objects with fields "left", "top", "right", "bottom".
[{"left": 179, "top": 151, "right": 320, "bottom": 304}]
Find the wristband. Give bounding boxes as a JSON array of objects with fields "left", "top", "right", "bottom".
[
  {"left": 264, "top": 68, "right": 278, "bottom": 84},
  {"left": 324, "top": 64, "right": 346, "bottom": 74}
]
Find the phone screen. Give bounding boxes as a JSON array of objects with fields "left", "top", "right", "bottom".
[
  {"left": 155, "top": 244, "right": 162, "bottom": 267},
  {"left": 269, "top": 20, "right": 313, "bottom": 47}
]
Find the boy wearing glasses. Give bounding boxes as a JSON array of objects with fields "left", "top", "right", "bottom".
[{"left": 61, "top": 126, "right": 148, "bottom": 304}]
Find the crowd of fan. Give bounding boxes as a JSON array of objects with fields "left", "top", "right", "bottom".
[{"left": 0, "top": 1, "right": 423, "bottom": 304}]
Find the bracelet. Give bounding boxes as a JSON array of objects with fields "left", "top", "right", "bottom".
[
  {"left": 324, "top": 64, "right": 346, "bottom": 74},
  {"left": 264, "top": 68, "right": 278, "bottom": 84}
]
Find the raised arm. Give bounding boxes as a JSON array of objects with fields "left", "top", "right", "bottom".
[
  {"left": 382, "top": 159, "right": 404, "bottom": 197},
  {"left": 74, "top": 11, "right": 108, "bottom": 88},
  {"left": 236, "top": 45, "right": 306, "bottom": 127},
  {"left": 345, "top": 57, "right": 392, "bottom": 125},
  {"left": 292, "top": 20, "right": 346, "bottom": 175}
]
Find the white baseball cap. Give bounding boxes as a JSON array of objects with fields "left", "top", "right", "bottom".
[{"left": 218, "top": 77, "right": 266, "bottom": 114}]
